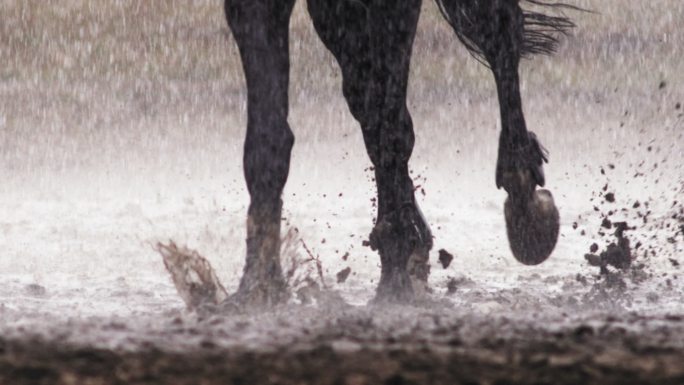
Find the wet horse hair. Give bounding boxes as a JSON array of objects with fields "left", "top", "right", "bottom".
[{"left": 436, "top": 0, "right": 580, "bottom": 66}]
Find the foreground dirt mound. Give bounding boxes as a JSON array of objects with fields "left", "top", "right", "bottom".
[{"left": 2, "top": 308, "right": 683, "bottom": 385}]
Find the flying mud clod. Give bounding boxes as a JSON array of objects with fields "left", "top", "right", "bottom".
[
  {"left": 336, "top": 267, "right": 352, "bottom": 284},
  {"left": 438, "top": 249, "right": 454, "bottom": 269},
  {"left": 585, "top": 222, "right": 634, "bottom": 274}
]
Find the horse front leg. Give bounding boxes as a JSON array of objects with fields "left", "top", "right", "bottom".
[{"left": 225, "top": 0, "right": 295, "bottom": 308}]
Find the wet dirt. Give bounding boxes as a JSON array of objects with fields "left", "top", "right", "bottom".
[
  {"left": 584, "top": 221, "right": 633, "bottom": 273},
  {"left": 2, "top": 304, "right": 684, "bottom": 385},
  {"left": 575, "top": 154, "right": 683, "bottom": 281},
  {"left": 438, "top": 249, "right": 454, "bottom": 269}
]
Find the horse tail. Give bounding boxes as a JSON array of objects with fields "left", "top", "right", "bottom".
[
  {"left": 518, "top": 1, "right": 583, "bottom": 56},
  {"left": 435, "top": 0, "right": 585, "bottom": 66}
]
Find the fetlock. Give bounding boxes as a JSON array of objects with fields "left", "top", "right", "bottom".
[
  {"left": 496, "top": 131, "right": 548, "bottom": 200},
  {"left": 370, "top": 203, "right": 432, "bottom": 252},
  {"left": 236, "top": 200, "right": 288, "bottom": 308},
  {"left": 370, "top": 203, "right": 433, "bottom": 301}
]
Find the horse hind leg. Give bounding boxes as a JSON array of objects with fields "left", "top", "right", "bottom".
[
  {"left": 309, "top": 0, "right": 431, "bottom": 302},
  {"left": 225, "top": 0, "right": 296, "bottom": 308},
  {"left": 436, "top": 0, "right": 563, "bottom": 265}
]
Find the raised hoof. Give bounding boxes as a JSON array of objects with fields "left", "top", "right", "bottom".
[{"left": 504, "top": 189, "right": 559, "bottom": 265}]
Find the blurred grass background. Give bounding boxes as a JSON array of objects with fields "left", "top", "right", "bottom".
[{"left": 0, "top": 0, "right": 682, "bottom": 182}]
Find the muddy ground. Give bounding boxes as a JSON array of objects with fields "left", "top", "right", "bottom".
[{"left": 2, "top": 304, "right": 684, "bottom": 385}]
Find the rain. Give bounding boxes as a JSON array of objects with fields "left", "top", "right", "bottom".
[{"left": 0, "top": 0, "right": 682, "bottom": 383}]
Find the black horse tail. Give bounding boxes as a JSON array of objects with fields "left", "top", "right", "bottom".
[
  {"left": 519, "top": 0, "right": 585, "bottom": 56},
  {"left": 435, "top": 0, "right": 584, "bottom": 66}
]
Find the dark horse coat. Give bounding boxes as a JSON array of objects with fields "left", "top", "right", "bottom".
[{"left": 224, "top": 0, "right": 576, "bottom": 306}]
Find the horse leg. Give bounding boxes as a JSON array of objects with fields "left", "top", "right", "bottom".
[
  {"left": 225, "top": 0, "right": 295, "bottom": 307},
  {"left": 437, "top": 0, "right": 560, "bottom": 265},
  {"left": 309, "top": 0, "right": 432, "bottom": 302}
]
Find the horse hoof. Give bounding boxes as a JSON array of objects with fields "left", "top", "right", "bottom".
[{"left": 504, "top": 189, "right": 559, "bottom": 265}]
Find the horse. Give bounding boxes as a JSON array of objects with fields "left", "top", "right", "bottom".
[{"left": 224, "top": 0, "right": 576, "bottom": 306}]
